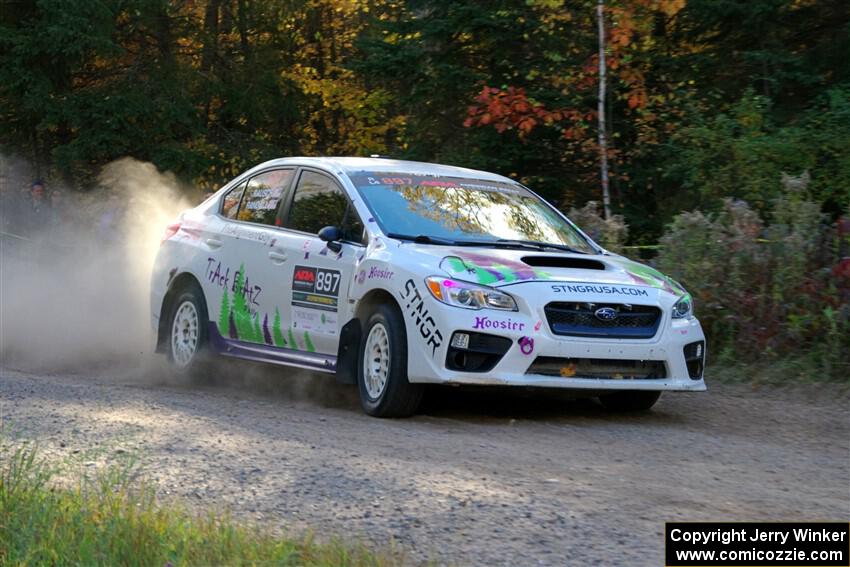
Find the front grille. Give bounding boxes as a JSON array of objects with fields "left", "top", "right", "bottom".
[
  {"left": 544, "top": 302, "right": 661, "bottom": 339},
  {"left": 526, "top": 356, "right": 667, "bottom": 379}
]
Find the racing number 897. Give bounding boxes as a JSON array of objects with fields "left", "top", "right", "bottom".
[{"left": 316, "top": 269, "right": 340, "bottom": 295}]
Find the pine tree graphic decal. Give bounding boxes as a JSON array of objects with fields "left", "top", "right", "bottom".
[
  {"left": 218, "top": 289, "right": 230, "bottom": 336},
  {"left": 231, "top": 264, "right": 254, "bottom": 340},
  {"left": 228, "top": 311, "right": 238, "bottom": 339},
  {"left": 262, "top": 313, "right": 274, "bottom": 345},
  {"left": 252, "top": 313, "right": 262, "bottom": 343},
  {"left": 272, "top": 308, "right": 286, "bottom": 347},
  {"left": 303, "top": 331, "right": 315, "bottom": 353}
]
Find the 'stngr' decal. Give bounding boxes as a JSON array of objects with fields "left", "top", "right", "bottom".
[
  {"left": 292, "top": 265, "right": 341, "bottom": 312},
  {"left": 401, "top": 279, "right": 443, "bottom": 356}
]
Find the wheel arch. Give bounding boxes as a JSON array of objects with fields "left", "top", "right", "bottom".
[
  {"left": 155, "top": 272, "right": 205, "bottom": 353},
  {"left": 335, "top": 288, "right": 404, "bottom": 384}
]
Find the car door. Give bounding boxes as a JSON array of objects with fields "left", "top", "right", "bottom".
[
  {"left": 207, "top": 168, "right": 295, "bottom": 347},
  {"left": 275, "top": 168, "right": 365, "bottom": 357}
]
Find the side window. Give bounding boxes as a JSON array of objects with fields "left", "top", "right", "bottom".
[
  {"left": 221, "top": 180, "right": 247, "bottom": 219},
  {"left": 287, "top": 170, "right": 364, "bottom": 242},
  {"left": 236, "top": 169, "right": 294, "bottom": 226},
  {"left": 341, "top": 203, "right": 365, "bottom": 243}
]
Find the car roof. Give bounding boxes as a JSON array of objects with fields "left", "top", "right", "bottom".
[{"left": 249, "top": 157, "right": 515, "bottom": 184}]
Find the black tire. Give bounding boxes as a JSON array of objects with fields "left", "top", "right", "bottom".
[
  {"left": 598, "top": 390, "right": 662, "bottom": 412},
  {"left": 165, "top": 281, "right": 210, "bottom": 377},
  {"left": 357, "top": 303, "right": 424, "bottom": 417}
]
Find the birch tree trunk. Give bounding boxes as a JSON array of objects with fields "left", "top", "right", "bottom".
[{"left": 597, "top": 0, "right": 612, "bottom": 221}]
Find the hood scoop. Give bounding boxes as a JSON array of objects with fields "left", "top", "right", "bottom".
[{"left": 521, "top": 256, "right": 606, "bottom": 270}]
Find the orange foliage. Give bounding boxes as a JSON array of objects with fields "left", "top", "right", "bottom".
[{"left": 464, "top": 86, "right": 589, "bottom": 141}]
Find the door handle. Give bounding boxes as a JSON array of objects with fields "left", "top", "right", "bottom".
[
  {"left": 205, "top": 238, "right": 223, "bottom": 249},
  {"left": 268, "top": 251, "right": 288, "bottom": 264}
]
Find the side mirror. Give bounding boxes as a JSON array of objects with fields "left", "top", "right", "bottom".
[{"left": 318, "top": 225, "right": 343, "bottom": 252}]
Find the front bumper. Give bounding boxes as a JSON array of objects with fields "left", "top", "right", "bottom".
[{"left": 405, "top": 290, "right": 707, "bottom": 392}]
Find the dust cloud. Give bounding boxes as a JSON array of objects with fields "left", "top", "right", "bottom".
[
  {"left": 0, "top": 155, "right": 357, "bottom": 407},
  {"left": 0, "top": 156, "right": 193, "bottom": 373}
]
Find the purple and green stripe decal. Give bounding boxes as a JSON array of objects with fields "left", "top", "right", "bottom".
[{"left": 440, "top": 253, "right": 550, "bottom": 285}]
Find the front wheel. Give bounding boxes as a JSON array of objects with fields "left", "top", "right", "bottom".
[
  {"left": 166, "top": 283, "right": 210, "bottom": 375},
  {"left": 598, "top": 390, "right": 661, "bottom": 412},
  {"left": 357, "top": 304, "right": 424, "bottom": 417}
]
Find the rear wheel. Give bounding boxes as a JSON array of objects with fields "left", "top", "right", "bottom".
[
  {"left": 166, "top": 283, "right": 210, "bottom": 375},
  {"left": 357, "top": 304, "right": 424, "bottom": 417},
  {"left": 598, "top": 390, "right": 661, "bottom": 412}
]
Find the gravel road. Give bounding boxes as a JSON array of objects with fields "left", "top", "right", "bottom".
[{"left": 1, "top": 364, "right": 848, "bottom": 566}]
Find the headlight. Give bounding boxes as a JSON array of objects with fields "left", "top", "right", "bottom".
[
  {"left": 672, "top": 294, "right": 694, "bottom": 319},
  {"left": 425, "top": 277, "right": 517, "bottom": 311}
]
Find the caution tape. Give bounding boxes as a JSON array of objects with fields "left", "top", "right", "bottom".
[
  {"left": 0, "top": 230, "right": 32, "bottom": 242},
  {"left": 621, "top": 244, "right": 662, "bottom": 250},
  {"left": 622, "top": 239, "right": 775, "bottom": 251}
]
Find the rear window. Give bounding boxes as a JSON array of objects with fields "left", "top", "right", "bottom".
[
  {"left": 235, "top": 169, "right": 294, "bottom": 226},
  {"left": 221, "top": 181, "right": 246, "bottom": 219}
]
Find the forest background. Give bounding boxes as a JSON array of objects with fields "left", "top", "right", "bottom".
[{"left": 1, "top": 0, "right": 848, "bottom": 379}]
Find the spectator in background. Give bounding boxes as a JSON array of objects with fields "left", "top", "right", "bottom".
[{"left": 17, "top": 180, "right": 52, "bottom": 237}]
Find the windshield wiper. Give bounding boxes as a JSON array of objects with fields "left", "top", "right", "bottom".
[
  {"left": 492, "top": 239, "right": 590, "bottom": 254},
  {"left": 385, "top": 233, "right": 456, "bottom": 245}
]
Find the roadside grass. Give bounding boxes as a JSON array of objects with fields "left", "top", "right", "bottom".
[
  {"left": 707, "top": 356, "right": 850, "bottom": 390},
  {"left": 0, "top": 439, "right": 404, "bottom": 566}
]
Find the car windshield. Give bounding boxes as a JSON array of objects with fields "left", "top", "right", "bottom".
[{"left": 348, "top": 172, "right": 597, "bottom": 254}]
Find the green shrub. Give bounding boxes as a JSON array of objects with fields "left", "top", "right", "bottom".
[
  {"left": 657, "top": 196, "right": 850, "bottom": 380},
  {"left": 567, "top": 201, "right": 629, "bottom": 253}
]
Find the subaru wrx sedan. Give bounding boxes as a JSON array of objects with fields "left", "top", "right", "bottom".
[{"left": 151, "top": 157, "right": 706, "bottom": 417}]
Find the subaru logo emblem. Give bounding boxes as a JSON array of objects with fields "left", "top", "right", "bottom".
[{"left": 595, "top": 307, "right": 618, "bottom": 321}]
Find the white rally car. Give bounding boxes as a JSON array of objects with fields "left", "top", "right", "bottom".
[{"left": 151, "top": 157, "right": 706, "bottom": 417}]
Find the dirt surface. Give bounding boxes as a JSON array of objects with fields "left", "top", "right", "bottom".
[{"left": 1, "top": 364, "right": 848, "bottom": 566}]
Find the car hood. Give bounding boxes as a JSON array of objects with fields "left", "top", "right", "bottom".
[{"left": 398, "top": 244, "right": 688, "bottom": 299}]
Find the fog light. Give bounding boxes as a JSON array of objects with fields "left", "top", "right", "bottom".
[
  {"left": 451, "top": 332, "right": 470, "bottom": 349},
  {"left": 683, "top": 340, "right": 706, "bottom": 380}
]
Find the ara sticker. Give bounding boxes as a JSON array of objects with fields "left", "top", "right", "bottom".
[
  {"left": 291, "top": 265, "right": 341, "bottom": 312},
  {"left": 518, "top": 336, "right": 534, "bottom": 355}
]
